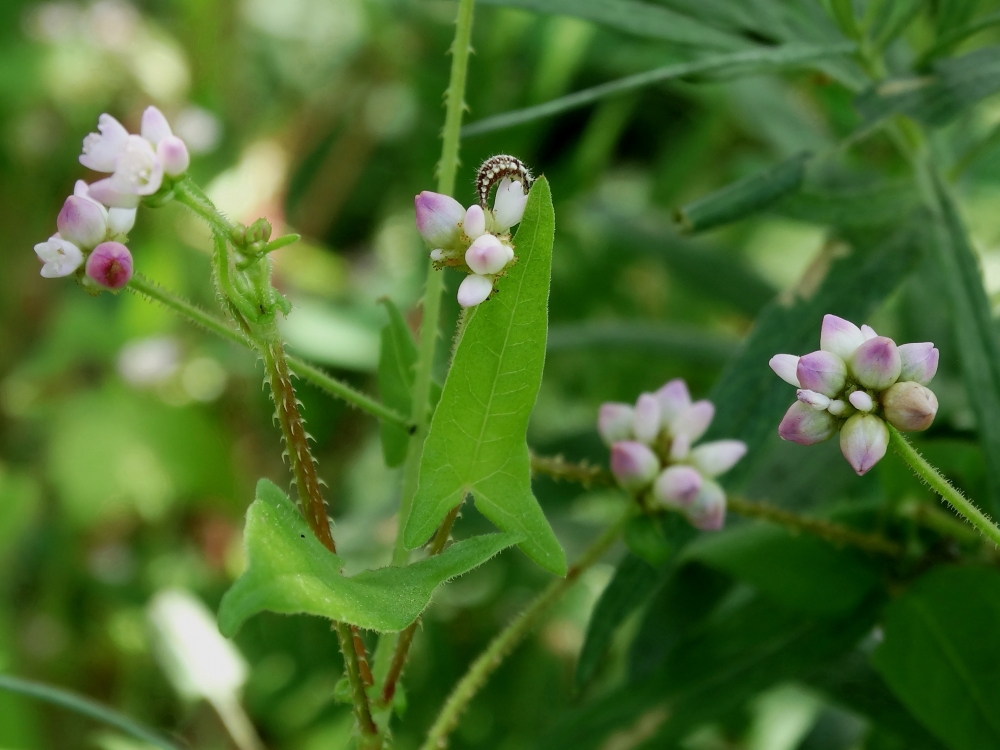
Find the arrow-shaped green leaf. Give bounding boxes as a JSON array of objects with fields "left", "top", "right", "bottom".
[
  {"left": 218, "top": 479, "right": 520, "bottom": 636},
  {"left": 403, "top": 177, "right": 566, "bottom": 576}
]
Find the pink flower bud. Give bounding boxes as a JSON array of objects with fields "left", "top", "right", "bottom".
[
  {"left": 415, "top": 191, "right": 465, "bottom": 248},
  {"left": 671, "top": 400, "right": 714, "bottom": 442},
  {"left": 464, "top": 205, "right": 486, "bottom": 239},
  {"left": 598, "top": 403, "right": 634, "bottom": 446},
  {"left": 796, "top": 389, "right": 830, "bottom": 410},
  {"left": 840, "top": 414, "right": 889, "bottom": 476},
  {"left": 492, "top": 177, "right": 528, "bottom": 231},
  {"left": 35, "top": 236, "right": 84, "bottom": 278},
  {"left": 57, "top": 194, "right": 108, "bottom": 249},
  {"left": 656, "top": 378, "right": 691, "bottom": 425},
  {"left": 848, "top": 390, "right": 874, "bottom": 412},
  {"left": 80, "top": 113, "right": 129, "bottom": 173},
  {"left": 140, "top": 105, "right": 172, "bottom": 145},
  {"left": 157, "top": 135, "right": 190, "bottom": 177},
  {"left": 820, "top": 314, "right": 865, "bottom": 361},
  {"left": 796, "top": 350, "right": 847, "bottom": 398},
  {"left": 778, "top": 401, "right": 837, "bottom": 445},
  {"left": 632, "top": 393, "right": 661, "bottom": 444},
  {"left": 882, "top": 381, "right": 938, "bottom": 432},
  {"left": 897, "top": 343, "right": 939, "bottom": 385},
  {"left": 691, "top": 439, "right": 747, "bottom": 477},
  {"left": 769, "top": 354, "right": 800, "bottom": 387},
  {"left": 85, "top": 241, "right": 133, "bottom": 290},
  {"left": 850, "top": 336, "right": 901, "bottom": 391},
  {"left": 686, "top": 479, "right": 726, "bottom": 531},
  {"left": 456, "top": 274, "right": 493, "bottom": 308},
  {"left": 465, "top": 234, "right": 509, "bottom": 275},
  {"left": 861, "top": 324, "right": 878, "bottom": 340},
  {"left": 610, "top": 441, "right": 660, "bottom": 491},
  {"left": 653, "top": 465, "right": 702, "bottom": 508}
]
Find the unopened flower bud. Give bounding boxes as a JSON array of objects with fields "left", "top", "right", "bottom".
[
  {"left": 861, "top": 324, "right": 878, "bottom": 340},
  {"left": 157, "top": 135, "right": 190, "bottom": 177},
  {"left": 669, "top": 434, "right": 690, "bottom": 461},
  {"left": 769, "top": 354, "right": 800, "bottom": 387},
  {"left": 656, "top": 379, "right": 692, "bottom": 425},
  {"left": 848, "top": 390, "right": 874, "bottom": 412},
  {"left": 80, "top": 113, "right": 129, "bottom": 172},
  {"left": 108, "top": 207, "right": 137, "bottom": 235},
  {"left": 57, "top": 194, "right": 108, "bottom": 249},
  {"left": 778, "top": 401, "right": 836, "bottom": 445},
  {"left": 850, "top": 336, "right": 900, "bottom": 391},
  {"left": 653, "top": 465, "right": 702, "bottom": 508},
  {"left": 632, "top": 393, "right": 661, "bottom": 444},
  {"left": 140, "top": 105, "right": 172, "bottom": 145},
  {"left": 415, "top": 191, "right": 465, "bottom": 248},
  {"left": 466, "top": 234, "right": 509, "bottom": 275},
  {"left": 598, "top": 403, "right": 634, "bottom": 445},
  {"left": 671, "top": 400, "right": 714, "bottom": 442},
  {"left": 430, "top": 249, "right": 445, "bottom": 262},
  {"left": 820, "top": 314, "right": 865, "bottom": 361},
  {"left": 828, "top": 399, "right": 848, "bottom": 416},
  {"left": 456, "top": 274, "right": 493, "bottom": 308},
  {"left": 464, "top": 205, "right": 486, "bottom": 239},
  {"left": 840, "top": 414, "right": 889, "bottom": 476},
  {"left": 797, "top": 350, "right": 847, "bottom": 398},
  {"left": 610, "top": 441, "right": 660, "bottom": 491},
  {"left": 247, "top": 218, "right": 272, "bottom": 245},
  {"left": 796, "top": 389, "right": 830, "bottom": 410},
  {"left": 897, "top": 343, "right": 939, "bottom": 385},
  {"left": 86, "top": 241, "right": 133, "bottom": 290},
  {"left": 35, "top": 236, "right": 84, "bottom": 278},
  {"left": 882, "top": 381, "right": 938, "bottom": 432},
  {"left": 691, "top": 439, "right": 747, "bottom": 477},
  {"left": 492, "top": 178, "right": 528, "bottom": 231},
  {"left": 686, "top": 479, "right": 726, "bottom": 531}
]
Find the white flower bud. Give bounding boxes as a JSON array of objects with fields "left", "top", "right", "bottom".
[
  {"left": 671, "top": 400, "right": 714, "bottom": 442},
  {"left": 463, "top": 205, "right": 486, "bottom": 240},
  {"left": 848, "top": 390, "right": 874, "bottom": 412},
  {"left": 686, "top": 479, "right": 726, "bottom": 531},
  {"left": 691, "top": 440, "right": 747, "bottom": 477},
  {"left": 157, "top": 135, "right": 190, "bottom": 177},
  {"left": 796, "top": 389, "right": 831, "bottom": 410},
  {"left": 820, "top": 315, "right": 865, "bottom": 361},
  {"left": 140, "top": 105, "right": 172, "bottom": 145},
  {"left": 653, "top": 466, "right": 702, "bottom": 508},
  {"left": 769, "top": 354, "right": 801, "bottom": 387},
  {"left": 465, "top": 234, "right": 509, "bottom": 275},
  {"left": 492, "top": 178, "right": 528, "bottom": 231},
  {"left": 632, "top": 393, "right": 661, "bottom": 444},
  {"left": 598, "top": 403, "right": 634, "bottom": 445},
  {"left": 456, "top": 274, "right": 493, "bottom": 308},
  {"left": 610, "top": 441, "right": 660, "bottom": 491},
  {"left": 656, "top": 378, "right": 692, "bottom": 425}
]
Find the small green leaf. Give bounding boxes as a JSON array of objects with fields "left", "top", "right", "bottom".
[
  {"left": 856, "top": 46, "right": 1000, "bottom": 127},
  {"left": 778, "top": 180, "right": 920, "bottom": 228},
  {"left": 682, "top": 523, "right": 879, "bottom": 616},
  {"left": 477, "top": 0, "right": 746, "bottom": 49},
  {"left": 674, "top": 152, "right": 811, "bottom": 233},
  {"left": 872, "top": 566, "right": 1000, "bottom": 750},
  {"left": 927, "top": 171, "right": 1000, "bottom": 514},
  {"left": 218, "top": 480, "right": 520, "bottom": 636},
  {"left": 403, "top": 178, "right": 566, "bottom": 576},
  {"left": 377, "top": 299, "right": 417, "bottom": 468}
]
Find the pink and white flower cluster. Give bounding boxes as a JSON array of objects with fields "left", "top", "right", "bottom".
[
  {"left": 599, "top": 379, "right": 747, "bottom": 531},
  {"left": 414, "top": 178, "right": 528, "bottom": 308},
  {"left": 33, "top": 106, "right": 190, "bottom": 290},
  {"left": 771, "top": 314, "right": 939, "bottom": 476}
]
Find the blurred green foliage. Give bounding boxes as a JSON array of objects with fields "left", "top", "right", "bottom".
[{"left": 5, "top": 0, "right": 1000, "bottom": 748}]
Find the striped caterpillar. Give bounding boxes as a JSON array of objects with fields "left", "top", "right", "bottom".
[{"left": 476, "top": 155, "right": 532, "bottom": 208}]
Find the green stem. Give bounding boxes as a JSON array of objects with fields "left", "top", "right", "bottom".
[
  {"left": 393, "top": 0, "right": 476, "bottom": 566},
  {"left": 173, "top": 177, "right": 235, "bottom": 236},
  {"left": 420, "top": 510, "right": 631, "bottom": 750},
  {"left": 0, "top": 674, "right": 180, "bottom": 750},
  {"left": 888, "top": 425, "right": 1000, "bottom": 547},
  {"left": 126, "top": 275, "right": 409, "bottom": 428}
]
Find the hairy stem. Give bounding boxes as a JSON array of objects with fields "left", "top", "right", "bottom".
[
  {"left": 420, "top": 510, "right": 630, "bottom": 750},
  {"left": 126, "top": 275, "right": 409, "bottom": 427},
  {"left": 394, "top": 0, "right": 476, "bottom": 567},
  {"left": 381, "top": 504, "right": 462, "bottom": 704},
  {"left": 173, "top": 177, "right": 235, "bottom": 236},
  {"left": 889, "top": 425, "right": 1000, "bottom": 547},
  {"left": 336, "top": 621, "right": 379, "bottom": 740}
]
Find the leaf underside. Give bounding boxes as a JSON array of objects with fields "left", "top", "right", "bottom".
[{"left": 218, "top": 479, "right": 521, "bottom": 636}]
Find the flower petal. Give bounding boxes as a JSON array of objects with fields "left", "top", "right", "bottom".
[{"left": 691, "top": 440, "right": 747, "bottom": 477}]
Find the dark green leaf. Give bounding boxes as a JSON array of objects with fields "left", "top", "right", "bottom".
[
  {"left": 704, "top": 218, "right": 923, "bottom": 483},
  {"left": 856, "top": 46, "right": 1000, "bottom": 127},
  {"left": 403, "top": 178, "right": 566, "bottom": 576},
  {"left": 682, "top": 523, "right": 880, "bottom": 616},
  {"left": 872, "top": 566, "right": 1000, "bottom": 750},
  {"left": 547, "top": 322, "right": 738, "bottom": 366},
  {"left": 927, "top": 171, "right": 1000, "bottom": 514},
  {"left": 778, "top": 180, "right": 921, "bottom": 229},
  {"left": 675, "top": 152, "right": 811, "bottom": 233},
  {"left": 377, "top": 298, "right": 417, "bottom": 468},
  {"left": 218, "top": 480, "right": 520, "bottom": 635},
  {"left": 477, "top": 0, "right": 746, "bottom": 49}
]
